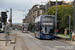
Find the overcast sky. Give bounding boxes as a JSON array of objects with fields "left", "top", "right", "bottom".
[{"left": 0, "top": 0, "right": 73, "bottom": 23}]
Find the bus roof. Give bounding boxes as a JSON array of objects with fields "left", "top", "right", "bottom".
[{"left": 35, "top": 15, "right": 55, "bottom": 23}]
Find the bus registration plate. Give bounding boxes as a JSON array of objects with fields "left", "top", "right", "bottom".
[{"left": 45, "top": 35, "right": 50, "bottom": 39}]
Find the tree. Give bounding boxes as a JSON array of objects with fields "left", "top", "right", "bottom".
[
  {"left": 47, "top": 4, "right": 73, "bottom": 33},
  {"left": 29, "top": 23, "right": 35, "bottom": 32}
]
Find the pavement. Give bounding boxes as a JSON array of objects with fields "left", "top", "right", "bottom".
[
  {"left": 56, "top": 35, "right": 75, "bottom": 46},
  {"left": 0, "top": 41, "right": 7, "bottom": 50},
  {"left": 0, "top": 31, "right": 16, "bottom": 50},
  {"left": 0, "top": 33, "right": 6, "bottom": 41},
  {"left": 0, "top": 33, "right": 7, "bottom": 50}
]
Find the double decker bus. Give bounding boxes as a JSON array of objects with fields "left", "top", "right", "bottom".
[
  {"left": 22, "top": 23, "right": 29, "bottom": 33},
  {"left": 35, "top": 15, "right": 55, "bottom": 39}
]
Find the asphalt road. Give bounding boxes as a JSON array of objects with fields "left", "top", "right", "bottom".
[{"left": 13, "top": 30, "right": 75, "bottom": 50}]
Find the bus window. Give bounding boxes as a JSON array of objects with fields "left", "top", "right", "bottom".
[
  {"left": 47, "top": 27, "right": 53, "bottom": 34},
  {"left": 41, "top": 27, "right": 46, "bottom": 34},
  {"left": 35, "top": 22, "right": 40, "bottom": 31},
  {"left": 41, "top": 26, "right": 54, "bottom": 34},
  {"left": 22, "top": 27, "right": 28, "bottom": 31},
  {"left": 47, "top": 27, "right": 50, "bottom": 34}
]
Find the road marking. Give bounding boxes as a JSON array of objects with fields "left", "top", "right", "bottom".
[
  {"left": 25, "top": 34, "right": 41, "bottom": 42},
  {"left": 25, "top": 34, "right": 44, "bottom": 45},
  {"left": 45, "top": 46, "right": 57, "bottom": 50},
  {"left": 36, "top": 39, "right": 40, "bottom": 41},
  {"left": 25, "top": 34, "right": 33, "bottom": 38}
]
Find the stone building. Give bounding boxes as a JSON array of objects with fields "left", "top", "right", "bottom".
[
  {"left": 24, "top": 4, "right": 45, "bottom": 23},
  {"left": 23, "top": 0, "right": 68, "bottom": 23},
  {"left": 46, "top": 0, "right": 66, "bottom": 9},
  {"left": 23, "top": 19, "right": 25, "bottom": 23}
]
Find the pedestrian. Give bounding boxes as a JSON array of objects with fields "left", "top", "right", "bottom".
[
  {"left": 70, "top": 30, "right": 73, "bottom": 40},
  {"left": 56, "top": 29, "right": 59, "bottom": 35},
  {"left": 64, "top": 29, "right": 67, "bottom": 37},
  {"left": 72, "top": 31, "right": 75, "bottom": 41}
]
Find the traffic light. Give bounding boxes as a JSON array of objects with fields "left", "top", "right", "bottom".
[
  {"left": 0, "top": 23, "right": 2, "bottom": 28},
  {"left": 1, "top": 12, "right": 7, "bottom": 23}
]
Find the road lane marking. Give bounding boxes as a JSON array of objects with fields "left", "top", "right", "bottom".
[
  {"left": 25, "top": 34, "right": 33, "bottom": 38},
  {"left": 25, "top": 34, "right": 42, "bottom": 42},
  {"left": 25, "top": 34, "right": 43, "bottom": 44},
  {"left": 45, "top": 46, "right": 57, "bottom": 50}
]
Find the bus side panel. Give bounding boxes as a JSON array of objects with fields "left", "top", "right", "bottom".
[
  {"left": 35, "top": 22, "right": 40, "bottom": 38},
  {"left": 35, "top": 31, "right": 40, "bottom": 38}
]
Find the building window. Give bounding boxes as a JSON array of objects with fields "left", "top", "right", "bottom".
[
  {"left": 57, "top": 3, "right": 59, "bottom": 5},
  {"left": 38, "top": 10, "right": 40, "bottom": 13},
  {"left": 52, "top": 3, "right": 54, "bottom": 4},
  {"left": 40, "top": 10, "right": 42, "bottom": 14},
  {"left": 33, "top": 15, "right": 34, "bottom": 18}
]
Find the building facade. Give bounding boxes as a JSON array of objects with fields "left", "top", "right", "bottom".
[
  {"left": 23, "top": 0, "right": 68, "bottom": 24},
  {"left": 23, "top": 4, "right": 45, "bottom": 23},
  {"left": 46, "top": 0, "right": 66, "bottom": 10}
]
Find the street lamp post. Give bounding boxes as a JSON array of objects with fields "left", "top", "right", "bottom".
[
  {"left": 5, "top": 9, "right": 9, "bottom": 46},
  {"left": 41, "top": 0, "right": 49, "bottom": 15},
  {"left": 45, "top": 3, "right": 47, "bottom": 15},
  {"left": 41, "top": 2, "right": 47, "bottom": 15},
  {"left": 69, "top": 15, "right": 71, "bottom": 41},
  {"left": 55, "top": 0, "right": 57, "bottom": 35},
  {"left": 73, "top": 0, "right": 75, "bottom": 32}
]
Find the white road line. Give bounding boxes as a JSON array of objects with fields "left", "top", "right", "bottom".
[
  {"left": 25, "top": 34, "right": 43, "bottom": 44},
  {"left": 36, "top": 39, "right": 40, "bottom": 42},
  {"left": 45, "top": 46, "right": 57, "bottom": 50},
  {"left": 25, "top": 34, "right": 34, "bottom": 38}
]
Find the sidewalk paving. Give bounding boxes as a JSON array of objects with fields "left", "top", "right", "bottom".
[
  {"left": 0, "top": 33, "right": 6, "bottom": 41},
  {"left": 56, "top": 35, "right": 75, "bottom": 46},
  {"left": 0, "top": 31, "right": 16, "bottom": 50},
  {"left": 0, "top": 41, "right": 7, "bottom": 50}
]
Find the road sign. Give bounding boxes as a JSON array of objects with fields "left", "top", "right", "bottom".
[{"left": 10, "top": 27, "right": 12, "bottom": 29}]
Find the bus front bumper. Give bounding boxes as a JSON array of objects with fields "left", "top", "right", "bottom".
[{"left": 40, "top": 34, "right": 55, "bottom": 39}]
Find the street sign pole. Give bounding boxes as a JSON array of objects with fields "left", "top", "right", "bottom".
[
  {"left": 5, "top": 22, "right": 7, "bottom": 46},
  {"left": 73, "top": 0, "right": 75, "bottom": 33},
  {"left": 55, "top": 0, "right": 57, "bottom": 35},
  {"left": 69, "top": 15, "right": 71, "bottom": 41}
]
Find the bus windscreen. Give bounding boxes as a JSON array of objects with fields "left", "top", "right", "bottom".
[{"left": 42, "top": 16, "right": 54, "bottom": 22}]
